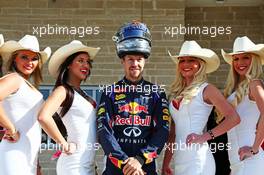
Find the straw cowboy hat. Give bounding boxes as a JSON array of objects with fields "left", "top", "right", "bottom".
[
  {"left": 48, "top": 40, "right": 100, "bottom": 78},
  {"left": 168, "top": 40, "right": 220, "bottom": 73},
  {"left": 0, "top": 34, "right": 51, "bottom": 65},
  {"left": 221, "top": 36, "right": 264, "bottom": 65},
  {"left": 0, "top": 34, "right": 4, "bottom": 48}
]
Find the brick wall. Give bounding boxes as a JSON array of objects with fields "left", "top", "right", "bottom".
[
  {"left": 0, "top": 0, "right": 185, "bottom": 174},
  {"left": 0, "top": 0, "right": 185, "bottom": 88},
  {"left": 185, "top": 5, "right": 264, "bottom": 88},
  {"left": 1, "top": 0, "right": 264, "bottom": 175}
]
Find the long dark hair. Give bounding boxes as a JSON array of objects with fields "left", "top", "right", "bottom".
[
  {"left": 52, "top": 51, "right": 94, "bottom": 138},
  {"left": 54, "top": 51, "right": 93, "bottom": 118}
]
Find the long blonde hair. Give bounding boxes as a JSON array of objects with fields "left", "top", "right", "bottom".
[
  {"left": 169, "top": 58, "right": 207, "bottom": 104},
  {"left": 216, "top": 53, "right": 263, "bottom": 123}
]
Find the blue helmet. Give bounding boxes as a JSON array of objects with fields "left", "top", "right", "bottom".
[{"left": 113, "top": 21, "right": 151, "bottom": 59}]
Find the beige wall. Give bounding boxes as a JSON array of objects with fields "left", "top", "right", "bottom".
[
  {"left": 185, "top": 5, "right": 264, "bottom": 88},
  {"left": 1, "top": 1, "right": 263, "bottom": 89},
  {"left": 1, "top": 0, "right": 264, "bottom": 174},
  {"left": 0, "top": 0, "right": 185, "bottom": 89},
  {"left": 0, "top": 0, "right": 185, "bottom": 174}
]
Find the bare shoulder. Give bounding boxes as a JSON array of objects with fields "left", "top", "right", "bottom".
[
  {"left": 249, "top": 79, "right": 263, "bottom": 90},
  {"left": 52, "top": 85, "right": 67, "bottom": 97},
  {"left": 203, "top": 83, "right": 223, "bottom": 103},
  {"left": 0, "top": 72, "right": 22, "bottom": 84},
  {"left": 204, "top": 83, "right": 220, "bottom": 95},
  {"left": 39, "top": 85, "right": 68, "bottom": 115},
  {"left": 249, "top": 80, "right": 264, "bottom": 101},
  {"left": 43, "top": 85, "right": 67, "bottom": 106},
  {"left": 0, "top": 73, "right": 23, "bottom": 93}
]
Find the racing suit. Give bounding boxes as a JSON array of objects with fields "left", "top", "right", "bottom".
[{"left": 97, "top": 77, "right": 170, "bottom": 175}]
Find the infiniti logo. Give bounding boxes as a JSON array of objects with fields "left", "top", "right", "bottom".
[{"left": 123, "top": 127, "right": 142, "bottom": 137}]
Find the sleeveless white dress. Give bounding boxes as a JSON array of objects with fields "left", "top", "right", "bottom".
[
  {"left": 169, "top": 83, "right": 215, "bottom": 175},
  {"left": 56, "top": 90, "right": 97, "bottom": 175},
  {"left": 227, "top": 93, "right": 264, "bottom": 175},
  {"left": 0, "top": 78, "right": 43, "bottom": 175}
]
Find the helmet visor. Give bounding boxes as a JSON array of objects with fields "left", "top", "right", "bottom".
[{"left": 117, "top": 38, "right": 151, "bottom": 55}]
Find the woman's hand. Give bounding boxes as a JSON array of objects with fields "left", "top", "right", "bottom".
[
  {"left": 3, "top": 129, "right": 20, "bottom": 143},
  {"left": 161, "top": 166, "right": 173, "bottom": 175},
  {"left": 186, "top": 132, "right": 210, "bottom": 145},
  {"left": 238, "top": 146, "right": 256, "bottom": 161},
  {"left": 62, "top": 142, "right": 77, "bottom": 155}
]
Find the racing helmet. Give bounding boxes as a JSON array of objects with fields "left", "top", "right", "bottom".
[{"left": 113, "top": 21, "right": 151, "bottom": 59}]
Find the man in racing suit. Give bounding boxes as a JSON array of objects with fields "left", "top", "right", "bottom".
[{"left": 97, "top": 21, "right": 170, "bottom": 175}]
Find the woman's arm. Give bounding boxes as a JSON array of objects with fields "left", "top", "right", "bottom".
[
  {"left": 249, "top": 80, "right": 264, "bottom": 153},
  {"left": 204, "top": 84, "right": 241, "bottom": 139},
  {"left": 187, "top": 84, "right": 240, "bottom": 144},
  {"left": 0, "top": 73, "right": 22, "bottom": 137},
  {"left": 38, "top": 86, "right": 71, "bottom": 152}
]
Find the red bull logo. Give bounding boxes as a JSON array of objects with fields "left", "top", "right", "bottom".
[
  {"left": 109, "top": 153, "right": 123, "bottom": 169},
  {"left": 119, "top": 102, "right": 148, "bottom": 114},
  {"left": 143, "top": 151, "right": 158, "bottom": 164},
  {"left": 114, "top": 115, "right": 151, "bottom": 126}
]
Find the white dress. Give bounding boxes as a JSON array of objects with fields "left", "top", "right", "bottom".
[
  {"left": 169, "top": 83, "right": 215, "bottom": 175},
  {"left": 227, "top": 93, "right": 264, "bottom": 175},
  {"left": 0, "top": 78, "right": 43, "bottom": 175},
  {"left": 56, "top": 90, "right": 97, "bottom": 175}
]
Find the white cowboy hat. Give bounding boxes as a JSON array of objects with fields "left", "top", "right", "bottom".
[
  {"left": 0, "top": 34, "right": 51, "bottom": 64},
  {"left": 221, "top": 36, "right": 264, "bottom": 65},
  {"left": 48, "top": 40, "right": 100, "bottom": 78},
  {"left": 168, "top": 40, "right": 220, "bottom": 73},
  {"left": 0, "top": 34, "right": 4, "bottom": 48}
]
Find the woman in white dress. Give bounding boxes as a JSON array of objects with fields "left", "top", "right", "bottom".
[
  {"left": 221, "top": 36, "right": 264, "bottom": 175},
  {"left": 0, "top": 34, "right": 51, "bottom": 175},
  {"left": 161, "top": 41, "right": 241, "bottom": 175},
  {"left": 38, "top": 40, "right": 100, "bottom": 175}
]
